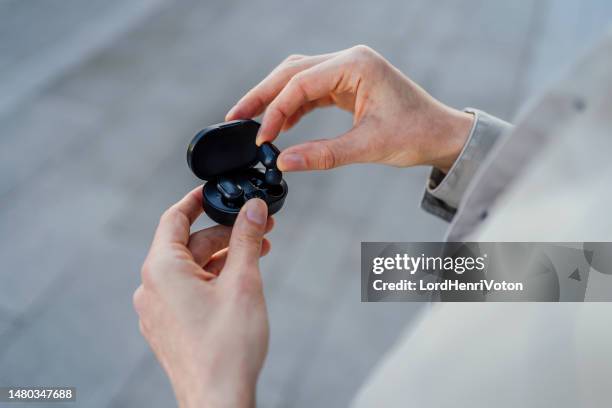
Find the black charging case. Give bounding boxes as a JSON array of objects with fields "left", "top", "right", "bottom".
[{"left": 187, "top": 119, "right": 288, "bottom": 226}]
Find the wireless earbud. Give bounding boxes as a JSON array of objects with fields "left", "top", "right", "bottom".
[
  {"left": 217, "top": 176, "right": 243, "bottom": 207},
  {"left": 257, "top": 143, "right": 279, "bottom": 167},
  {"left": 264, "top": 169, "right": 282, "bottom": 185},
  {"left": 187, "top": 120, "right": 289, "bottom": 226},
  {"left": 257, "top": 143, "right": 283, "bottom": 186}
]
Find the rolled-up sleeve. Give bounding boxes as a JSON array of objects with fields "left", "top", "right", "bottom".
[{"left": 421, "top": 108, "right": 512, "bottom": 222}]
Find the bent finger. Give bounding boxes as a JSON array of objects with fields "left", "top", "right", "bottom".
[
  {"left": 152, "top": 187, "right": 203, "bottom": 247},
  {"left": 188, "top": 225, "right": 232, "bottom": 266},
  {"left": 226, "top": 53, "right": 337, "bottom": 121},
  {"left": 281, "top": 97, "right": 334, "bottom": 131},
  {"left": 205, "top": 238, "right": 271, "bottom": 276},
  {"left": 189, "top": 217, "right": 274, "bottom": 266},
  {"left": 257, "top": 58, "right": 346, "bottom": 145}
]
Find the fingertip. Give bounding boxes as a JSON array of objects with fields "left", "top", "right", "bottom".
[
  {"left": 243, "top": 198, "right": 268, "bottom": 226},
  {"left": 255, "top": 133, "right": 271, "bottom": 146},
  {"left": 225, "top": 112, "right": 240, "bottom": 122},
  {"left": 154, "top": 186, "right": 205, "bottom": 246},
  {"left": 256, "top": 116, "right": 280, "bottom": 146},
  {"left": 225, "top": 105, "right": 240, "bottom": 121},
  {"left": 189, "top": 185, "right": 204, "bottom": 203},
  {"left": 278, "top": 151, "right": 307, "bottom": 171}
]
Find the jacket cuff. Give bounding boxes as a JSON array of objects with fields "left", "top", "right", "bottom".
[{"left": 420, "top": 108, "right": 512, "bottom": 222}]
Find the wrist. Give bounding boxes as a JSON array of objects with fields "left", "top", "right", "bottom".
[
  {"left": 185, "top": 389, "right": 255, "bottom": 408},
  {"left": 426, "top": 107, "right": 474, "bottom": 174},
  {"left": 174, "top": 372, "right": 256, "bottom": 408},
  {"left": 178, "top": 385, "right": 255, "bottom": 408}
]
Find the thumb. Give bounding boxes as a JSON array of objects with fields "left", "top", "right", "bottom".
[
  {"left": 220, "top": 198, "right": 268, "bottom": 280},
  {"left": 276, "top": 125, "right": 372, "bottom": 171}
]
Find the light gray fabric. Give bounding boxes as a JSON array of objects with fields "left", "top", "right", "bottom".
[
  {"left": 421, "top": 108, "right": 512, "bottom": 222},
  {"left": 446, "top": 93, "right": 584, "bottom": 241},
  {"left": 424, "top": 54, "right": 602, "bottom": 241},
  {"left": 353, "top": 29, "right": 612, "bottom": 408}
]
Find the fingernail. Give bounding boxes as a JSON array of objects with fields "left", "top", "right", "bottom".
[
  {"left": 279, "top": 153, "right": 306, "bottom": 171},
  {"left": 255, "top": 131, "right": 265, "bottom": 146},
  {"left": 246, "top": 199, "right": 267, "bottom": 225}
]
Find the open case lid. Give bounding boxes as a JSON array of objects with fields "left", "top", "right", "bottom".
[{"left": 187, "top": 119, "right": 260, "bottom": 180}]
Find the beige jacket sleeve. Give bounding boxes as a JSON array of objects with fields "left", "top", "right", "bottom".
[{"left": 421, "top": 108, "right": 512, "bottom": 221}]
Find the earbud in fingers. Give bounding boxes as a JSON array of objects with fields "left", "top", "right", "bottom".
[
  {"left": 257, "top": 142, "right": 279, "bottom": 167},
  {"left": 257, "top": 142, "right": 283, "bottom": 186}
]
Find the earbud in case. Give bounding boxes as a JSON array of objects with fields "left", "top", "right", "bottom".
[{"left": 187, "top": 119, "right": 288, "bottom": 225}]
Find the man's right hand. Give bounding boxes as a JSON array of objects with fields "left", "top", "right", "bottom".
[{"left": 226, "top": 45, "right": 474, "bottom": 174}]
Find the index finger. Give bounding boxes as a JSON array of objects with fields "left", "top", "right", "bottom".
[
  {"left": 225, "top": 53, "right": 336, "bottom": 121},
  {"left": 257, "top": 58, "right": 344, "bottom": 145},
  {"left": 152, "top": 186, "right": 203, "bottom": 247}
]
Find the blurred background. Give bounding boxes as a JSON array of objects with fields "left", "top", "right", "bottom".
[{"left": 1, "top": 1, "right": 611, "bottom": 407}]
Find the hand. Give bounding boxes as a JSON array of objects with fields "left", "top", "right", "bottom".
[
  {"left": 133, "top": 188, "right": 273, "bottom": 408},
  {"left": 226, "top": 45, "right": 474, "bottom": 173}
]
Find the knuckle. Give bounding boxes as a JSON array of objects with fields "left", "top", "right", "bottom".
[
  {"left": 351, "top": 44, "right": 375, "bottom": 58},
  {"left": 278, "top": 55, "right": 304, "bottom": 73},
  {"left": 160, "top": 207, "right": 174, "bottom": 221},
  {"left": 283, "top": 53, "right": 305, "bottom": 64},
  {"left": 159, "top": 208, "right": 174, "bottom": 225},
  {"left": 161, "top": 207, "right": 185, "bottom": 223},
  {"left": 348, "top": 45, "right": 381, "bottom": 71},
  {"left": 140, "top": 260, "right": 157, "bottom": 289},
  {"left": 269, "top": 102, "right": 289, "bottom": 120},
  {"left": 132, "top": 287, "right": 147, "bottom": 315},
  {"left": 289, "top": 72, "right": 304, "bottom": 85},
  {"left": 318, "top": 143, "right": 337, "bottom": 170},
  {"left": 235, "top": 229, "right": 261, "bottom": 248},
  {"left": 160, "top": 208, "right": 189, "bottom": 231},
  {"left": 288, "top": 73, "right": 308, "bottom": 99}
]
